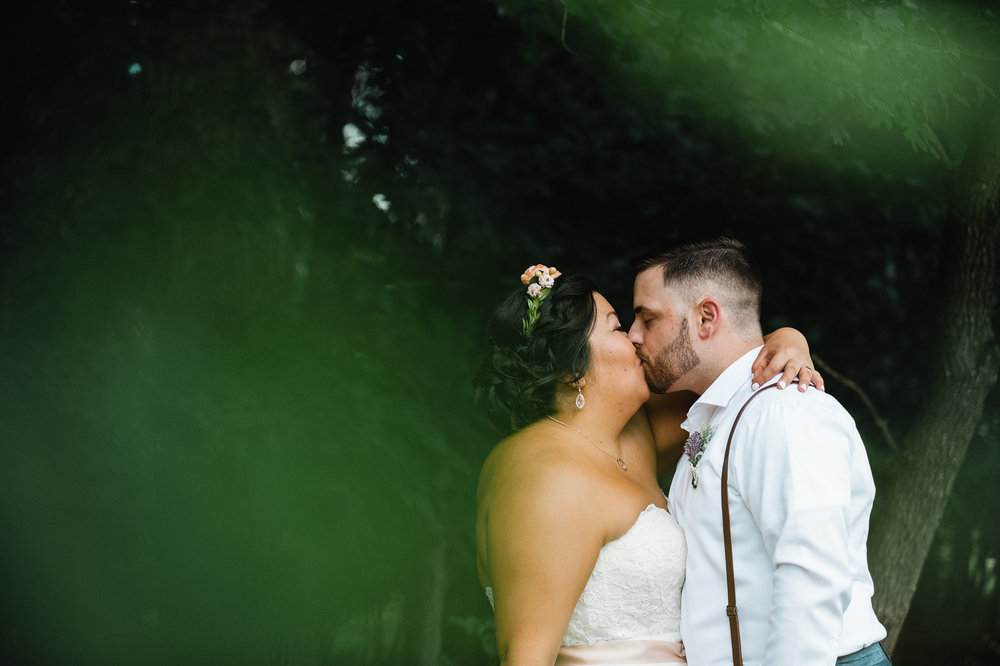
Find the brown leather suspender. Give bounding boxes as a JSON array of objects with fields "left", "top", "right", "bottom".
[{"left": 720, "top": 382, "right": 783, "bottom": 666}]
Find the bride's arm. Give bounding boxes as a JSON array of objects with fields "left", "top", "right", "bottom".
[
  {"left": 643, "top": 392, "right": 697, "bottom": 476},
  {"left": 754, "top": 327, "right": 824, "bottom": 392},
  {"left": 645, "top": 327, "right": 821, "bottom": 471},
  {"left": 482, "top": 450, "right": 604, "bottom": 665}
]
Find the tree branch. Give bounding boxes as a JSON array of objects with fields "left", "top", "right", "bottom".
[{"left": 560, "top": 1, "right": 579, "bottom": 55}]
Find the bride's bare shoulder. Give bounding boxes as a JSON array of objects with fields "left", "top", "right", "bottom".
[{"left": 478, "top": 422, "right": 594, "bottom": 507}]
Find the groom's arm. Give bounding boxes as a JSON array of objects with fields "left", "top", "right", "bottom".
[{"left": 736, "top": 396, "right": 855, "bottom": 666}]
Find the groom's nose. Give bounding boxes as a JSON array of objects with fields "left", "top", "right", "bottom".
[{"left": 627, "top": 321, "right": 642, "bottom": 346}]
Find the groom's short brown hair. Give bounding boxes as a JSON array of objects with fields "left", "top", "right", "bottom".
[{"left": 632, "top": 237, "right": 763, "bottom": 337}]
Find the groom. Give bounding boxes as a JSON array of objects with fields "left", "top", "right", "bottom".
[{"left": 628, "top": 237, "right": 890, "bottom": 666}]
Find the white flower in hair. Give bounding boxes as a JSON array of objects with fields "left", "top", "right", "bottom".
[{"left": 519, "top": 263, "right": 562, "bottom": 336}]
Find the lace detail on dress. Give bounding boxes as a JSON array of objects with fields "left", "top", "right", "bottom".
[
  {"left": 562, "top": 505, "right": 685, "bottom": 646},
  {"left": 484, "top": 504, "right": 686, "bottom": 647}
]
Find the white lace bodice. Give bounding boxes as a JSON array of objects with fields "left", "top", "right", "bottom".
[{"left": 486, "top": 504, "right": 686, "bottom": 646}]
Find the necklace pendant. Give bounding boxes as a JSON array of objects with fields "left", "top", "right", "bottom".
[{"left": 617, "top": 458, "right": 628, "bottom": 471}]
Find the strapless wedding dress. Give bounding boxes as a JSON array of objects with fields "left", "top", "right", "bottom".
[{"left": 486, "top": 504, "right": 687, "bottom": 665}]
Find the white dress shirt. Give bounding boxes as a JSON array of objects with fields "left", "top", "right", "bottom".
[{"left": 668, "top": 347, "right": 886, "bottom": 666}]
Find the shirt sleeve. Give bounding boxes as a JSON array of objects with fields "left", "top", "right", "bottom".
[{"left": 733, "top": 397, "right": 854, "bottom": 666}]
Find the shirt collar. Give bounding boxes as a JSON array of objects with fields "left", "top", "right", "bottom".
[{"left": 682, "top": 346, "right": 764, "bottom": 431}]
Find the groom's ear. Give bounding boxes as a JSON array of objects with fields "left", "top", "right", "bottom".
[{"left": 694, "top": 298, "right": 720, "bottom": 339}]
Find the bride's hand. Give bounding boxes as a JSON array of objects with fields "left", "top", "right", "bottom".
[{"left": 751, "top": 327, "right": 825, "bottom": 392}]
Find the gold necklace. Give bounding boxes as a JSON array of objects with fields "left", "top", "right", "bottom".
[{"left": 546, "top": 415, "right": 628, "bottom": 471}]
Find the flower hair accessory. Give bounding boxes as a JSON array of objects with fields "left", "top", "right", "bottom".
[
  {"left": 520, "top": 263, "right": 561, "bottom": 335},
  {"left": 684, "top": 423, "right": 717, "bottom": 488}
]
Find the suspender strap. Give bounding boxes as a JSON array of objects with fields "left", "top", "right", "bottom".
[{"left": 721, "top": 382, "right": 783, "bottom": 666}]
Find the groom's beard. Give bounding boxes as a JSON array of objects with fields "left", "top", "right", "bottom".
[{"left": 643, "top": 318, "right": 700, "bottom": 394}]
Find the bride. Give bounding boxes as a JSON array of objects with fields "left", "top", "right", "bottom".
[{"left": 474, "top": 265, "right": 819, "bottom": 665}]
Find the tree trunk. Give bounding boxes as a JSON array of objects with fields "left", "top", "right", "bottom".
[{"left": 870, "top": 107, "right": 1000, "bottom": 654}]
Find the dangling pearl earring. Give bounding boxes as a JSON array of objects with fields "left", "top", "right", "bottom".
[{"left": 575, "top": 386, "right": 586, "bottom": 410}]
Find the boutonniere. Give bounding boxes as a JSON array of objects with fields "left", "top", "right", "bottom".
[{"left": 684, "top": 424, "right": 717, "bottom": 488}]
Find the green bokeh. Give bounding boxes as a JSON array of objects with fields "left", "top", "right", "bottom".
[{"left": 0, "top": 94, "right": 491, "bottom": 663}]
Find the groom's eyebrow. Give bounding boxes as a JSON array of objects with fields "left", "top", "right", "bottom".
[{"left": 634, "top": 305, "right": 659, "bottom": 318}]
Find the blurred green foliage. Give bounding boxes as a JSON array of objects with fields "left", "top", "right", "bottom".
[{"left": 1, "top": 0, "right": 998, "bottom": 664}]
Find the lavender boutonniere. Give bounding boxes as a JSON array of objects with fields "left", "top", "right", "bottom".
[{"left": 684, "top": 424, "right": 717, "bottom": 488}]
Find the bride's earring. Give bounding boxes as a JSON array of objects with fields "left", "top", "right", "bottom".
[{"left": 575, "top": 386, "right": 585, "bottom": 410}]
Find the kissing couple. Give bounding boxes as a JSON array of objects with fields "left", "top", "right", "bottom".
[{"left": 474, "top": 238, "right": 890, "bottom": 666}]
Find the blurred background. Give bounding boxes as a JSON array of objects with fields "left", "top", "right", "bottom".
[{"left": 1, "top": 1, "right": 998, "bottom": 663}]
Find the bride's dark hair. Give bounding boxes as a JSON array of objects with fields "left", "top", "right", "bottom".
[{"left": 475, "top": 274, "right": 597, "bottom": 433}]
